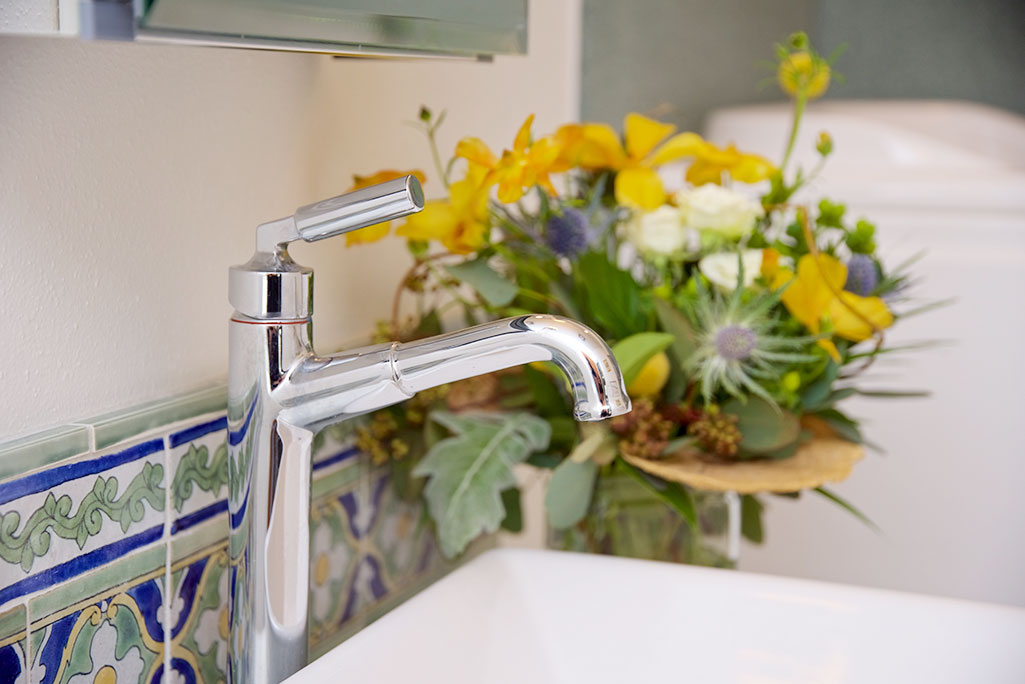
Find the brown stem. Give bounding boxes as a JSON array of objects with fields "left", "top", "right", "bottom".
[{"left": 391, "top": 252, "right": 450, "bottom": 338}]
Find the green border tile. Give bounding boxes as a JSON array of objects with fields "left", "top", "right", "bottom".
[
  {"left": 171, "top": 513, "right": 228, "bottom": 564},
  {"left": 88, "top": 385, "right": 227, "bottom": 451},
  {"left": 0, "top": 603, "right": 25, "bottom": 646},
  {"left": 28, "top": 541, "right": 167, "bottom": 625},
  {"left": 0, "top": 425, "right": 91, "bottom": 482},
  {"left": 311, "top": 460, "right": 362, "bottom": 500}
]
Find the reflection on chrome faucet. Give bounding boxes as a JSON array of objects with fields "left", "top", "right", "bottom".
[{"left": 226, "top": 176, "right": 630, "bottom": 684}]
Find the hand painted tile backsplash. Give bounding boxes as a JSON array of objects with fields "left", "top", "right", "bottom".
[{"left": 0, "top": 387, "right": 469, "bottom": 683}]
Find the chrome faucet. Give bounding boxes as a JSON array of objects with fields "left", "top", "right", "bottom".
[{"left": 226, "top": 176, "right": 631, "bottom": 684}]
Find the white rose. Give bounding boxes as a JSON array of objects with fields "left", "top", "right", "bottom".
[
  {"left": 699, "top": 250, "right": 763, "bottom": 291},
  {"left": 676, "top": 184, "right": 764, "bottom": 239},
  {"left": 622, "top": 205, "right": 693, "bottom": 256}
]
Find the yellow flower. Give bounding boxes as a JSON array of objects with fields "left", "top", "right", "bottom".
[
  {"left": 773, "top": 253, "right": 893, "bottom": 360},
  {"left": 627, "top": 351, "right": 671, "bottom": 398},
  {"left": 455, "top": 114, "right": 560, "bottom": 203},
  {"left": 683, "top": 141, "right": 776, "bottom": 186},
  {"left": 343, "top": 169, "right": 427, "bottom": 246},
  {"left": 395, "top": 175, "right": 489, "bottom": 255},
  {"left": 778, "top": 51, "right": 831, "bottom": 100},
  {"left": 555, "top": 114, "right": 773, "bottom": 209}
]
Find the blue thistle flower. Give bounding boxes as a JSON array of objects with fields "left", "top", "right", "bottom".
[
  {"left": 844, "top": 254, "right": 878, "bottom": 296},
  {"left": 545, "top": 208, "right": 592, "bottom": 258}
]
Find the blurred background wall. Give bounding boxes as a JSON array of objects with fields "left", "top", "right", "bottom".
[{"left": 582, "top": 0, "right": 1025, "bottom": 131}]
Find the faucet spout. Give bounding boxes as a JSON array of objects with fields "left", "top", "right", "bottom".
[{"left": 393, "top": 315, "right": 630, "bottom": 421}]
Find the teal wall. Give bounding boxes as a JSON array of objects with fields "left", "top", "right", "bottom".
[{"left": 581, "top": 0, "right": 1025, "bottom": 130}]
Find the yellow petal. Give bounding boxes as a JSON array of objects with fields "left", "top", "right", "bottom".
[
  {"left": 817, "top": 339, "right": 842, "bottom": 363},
  {"left": 455, "top": 137, "right": 498, "bottom": 169},
  {"left": 578, "top": 123, "right": 628, "bottom": 168},
  {"left": 623, "top": 113, "right": 675, "bottom": 161},
  {"left": 345, "top": 221, "right": 391, "bottom": 245},
  {"left": 350, "top": 169, "right": 426, "bottom": 191},
  {"left": 728, "top": 151, "right": 776, "bottom": 183},
  {"left": 626, "top": 351, "right": 671, "bottom": 397},
  {"left": 761, "top": 247, "right": 781, "bottom": 280},
  {"left": 614, "top": 166, "right": 666, "bottom": 210},
  {"left": 780, "top": 254, "right": 847, "bottom": 330},
  {"left": 685, "top": 160, "right": 728, "bottom": 186},
  {"left": 395, "top": 201, "right": 457, "bottom": 242},
  {"left": 829, "top": 293, "right": 894, "bottom": 342},
  {"left": 513, "top": 114, "right": 535, "bottom": 153},
  {"left": 496, "top": 176, "right": 526, "bottom": 204},
  {"left": 647, "top": 131, "right": 706, "bottom": 167}
]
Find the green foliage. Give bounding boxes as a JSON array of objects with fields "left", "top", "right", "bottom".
[
  {"left": 846, "top": 219, "right": 877, "bottom": 254},
  {"left": 545, "top": 459, "right": 599, "bottom": 529},
  {"left": 723, "top": 396, "right": 801, "bottom": 456},
  {"left": 575, "top": 251, "right": 651, "bottom": 339},
  {"left": 445, "top": 258, "right": 518, "bottom": 307},
  {"left": 815, "top": 487, "right": 879, "bottom": 532},
  {"left": 500, "top": 488, "right": 523, "bottom": 532},
  {"left": 617, "top": 460, "right": 696, "bottom": 528},
  {"left": 413, "top": 411, "right": 551, "bottom": 557},
  {"left": 523, "top": 364, "right": 570, "bottom": 417},
  {"left": 814, "top": 408, "right": 863, "bottom": 443},
  {"left": 611, "top": 332, "right": 675, "bottom": 385},
  {"left": 654, "top": 297, "right": 698, "bottom": 370},
  {"left": 741, "top": 495, "right": 764, "bottom": 543},
  {"left": 817, "top": 198, "right": 846, "bottom": 228}
]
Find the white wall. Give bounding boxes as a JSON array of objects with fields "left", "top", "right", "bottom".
[{"left": 0, "top": 0, "right": 582, "bottom": 442}]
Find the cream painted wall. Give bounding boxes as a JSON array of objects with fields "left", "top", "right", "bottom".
[{"left": 0, "top": 0, "right": 582, "bottom": 441}]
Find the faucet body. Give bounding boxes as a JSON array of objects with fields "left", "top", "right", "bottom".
[{"left": 226, "top": 177, "right": 630, "bottom": 684}]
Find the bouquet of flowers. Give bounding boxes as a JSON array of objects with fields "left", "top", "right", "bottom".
[{"left": 344, "top": 33, "right": 929, "bottom": 563}]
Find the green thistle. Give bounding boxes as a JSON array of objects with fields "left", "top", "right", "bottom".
[{"left": 683, "top": 267, "right": 816, "bottom": 406}]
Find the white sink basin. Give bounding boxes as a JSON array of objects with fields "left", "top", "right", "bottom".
[{"left": 290, "top": 549, "right": 1025, "bottom": 683}]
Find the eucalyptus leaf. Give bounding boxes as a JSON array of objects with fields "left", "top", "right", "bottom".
[
  {"left": 545, "top": 458, "right": 598, "bottom": 529},
  {"left": 500, "top": 487, "right": 523, "bottom": 533},
  {"left": 611, "top": 332, "right": 675, "bottom": 385},
  {"left": 413, "top": 411, "right": 551, "bottom": 557},
  {"left": 740, "top": 495, "right": 764, "bottom": 544},
  {"left": 526, "top": 452, "right": 563, "bottom": 469},
  {"left": 446, "top": 258, "right": 518, "bottom": 307},
  {"left": 661, "top": 436, "right": 695, "bottom": 456},
  {"left": 723, "top": 397, "right": 801, "bottom": 454},
  {"left": 654, "top": 297, "right": 698, "bottom": 370}
]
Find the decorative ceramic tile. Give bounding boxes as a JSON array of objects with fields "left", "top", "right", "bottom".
[
  {"left": 0, "top": 426, "right": 91, "bottom": 483},
  {"left": 165, "top": 544, "right": 231, "bottom": 684},
  {"left": 307, "top": 499, "right": 358, "bottom": 645},
  {"left": 167, "top": 414, "right": 230, "bottom": 535},
  {"left": 28, "top": 559, "right": 164, "bottom": 684},
  {"left": 369, "top": 473, "right": 431, "bottom": 590},
  {"left": 0, "top": 604, "right": 27, "bottom": 684},
  {"left": 0, "top": 438, "right": 165, "bottom": 609},
  {"left": 86, "top": 386, "right": 227, "bottom": 452}
]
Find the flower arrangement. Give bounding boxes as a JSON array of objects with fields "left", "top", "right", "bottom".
[{"left": 344, "top": 33, "right": 929, "bottom": 561}]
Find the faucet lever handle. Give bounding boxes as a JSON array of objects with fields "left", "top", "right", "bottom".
[{"left": 294, "top": 176, "right": 424, "bottom": 243}]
